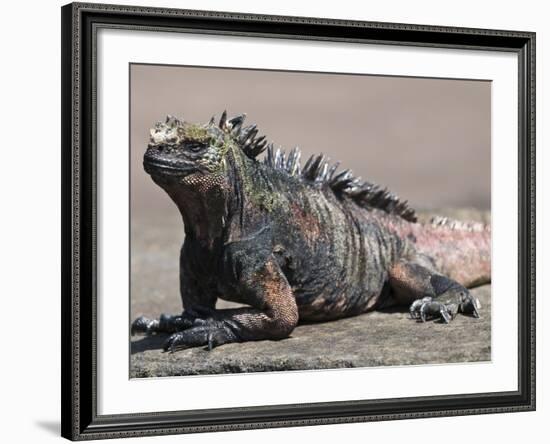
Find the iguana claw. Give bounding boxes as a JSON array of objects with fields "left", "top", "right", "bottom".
[
  {"left": 459, "top": 292, "right": 482, "bottom": 318},
  {"left": 409, "top": 292, "right": 481, "bottom": 323},
  {"left": 163, "top": 322, "right": 237, "bottom": 352},
  {"left": 131, "top": 316, "right": 159, "bottom": 335},
  {"left": 409, "top": 297, "right": 458, "bottom": 323}
]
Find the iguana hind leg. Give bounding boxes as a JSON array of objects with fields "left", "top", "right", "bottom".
[{"left": 388, "top": 258, "right": 481, "bottom": 323}]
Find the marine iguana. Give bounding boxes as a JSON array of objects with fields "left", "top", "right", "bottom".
[{"left": 132, "top": 112, "right": 491, "bottom": 352}]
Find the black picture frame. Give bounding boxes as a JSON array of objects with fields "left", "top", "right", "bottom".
[{"left": 61, "top": 2, "right": 536, "bottom": 440}]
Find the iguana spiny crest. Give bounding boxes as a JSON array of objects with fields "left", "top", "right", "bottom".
[{"left": 147, "top": 111, "right": 416, "bottom": 222}]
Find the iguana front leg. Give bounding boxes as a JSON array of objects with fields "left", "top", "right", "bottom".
[
  {"left": 143, "top": 257, "right": 298, "bottom": 352},
  {"left": 132, "top": 242, "right": 220, "bottom": 342},
  {"left": 164, "top": 257, "right": 298, "bottom": 351}
]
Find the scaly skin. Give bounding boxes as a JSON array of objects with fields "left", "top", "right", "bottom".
[{"left": 131, "top": 112, "right": 490, "bottom": 352}]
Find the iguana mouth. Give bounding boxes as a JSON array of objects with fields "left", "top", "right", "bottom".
[{"left": 143, "top": 154, "right": 194, "bottom": 177}]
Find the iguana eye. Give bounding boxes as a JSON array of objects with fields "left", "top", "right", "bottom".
[{"left": 187, "top": 142, "right": 206, "bottom": 153}]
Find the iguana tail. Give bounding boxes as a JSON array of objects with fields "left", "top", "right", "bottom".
[{"left": 411, "top": 216, "right": 491, "bottom": 288}]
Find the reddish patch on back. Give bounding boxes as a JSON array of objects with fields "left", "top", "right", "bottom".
[{"left": 289, "top": 202, "right": 322, "bottom": 246}]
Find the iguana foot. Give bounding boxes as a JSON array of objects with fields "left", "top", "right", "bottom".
[
  {"left": 163, "top": 320, "right": 238, "bottom": 352},
  {"left": 409, "top": 297, "right": 458, "bottom": 323},
  {"left": 131, "top": 311, "right": 238, "bottom": 351},
  {"left": 131, "top": 315, "right": 160, "bottom": 335},
  {"left": 131, "top": 310, "right": 203, "bottom": 335},
  {"left": 389, "top": 258, "right": 481, "bottom": 324},
  {"left": 409, "top": 291, "right": 481, "bottom": 323}
]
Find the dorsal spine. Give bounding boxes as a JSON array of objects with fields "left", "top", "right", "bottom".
[{"left": 221, "top": 111, "right": 418, "bottom": 222}]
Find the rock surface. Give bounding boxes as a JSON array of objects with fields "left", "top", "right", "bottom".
[{"left": 130, "top": 208, "right": 491, "bottom": 378}]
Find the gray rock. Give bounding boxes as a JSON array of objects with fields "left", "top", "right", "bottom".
[{"left": 131, "top": 285, "right": 490, "bottom": 378}]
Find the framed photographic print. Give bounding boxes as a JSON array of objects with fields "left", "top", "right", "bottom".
[{"left": 61, "top": 2, "right": 536, "bottom": 440}]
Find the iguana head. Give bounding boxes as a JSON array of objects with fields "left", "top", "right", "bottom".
[
  {"left": 144, "top": 115, "right": 231, "bottom": 184},
  {"left": 144, "top": 112, "right": 269, "bottom": 183},
  {"left": 143, "top": 112, "right": 265, "bottom": 242}
]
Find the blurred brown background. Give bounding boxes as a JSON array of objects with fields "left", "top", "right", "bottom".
[
  {"left": 129, "top": 63, "right": 490, "bottom": 320},
  {"left": 130, "top": 64, "right": 490, "bottom": 217}
]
